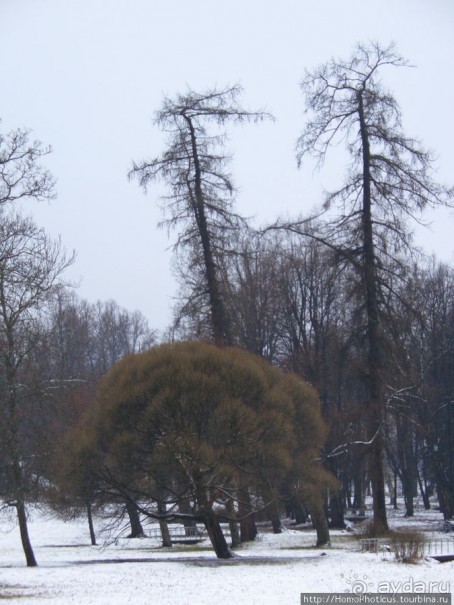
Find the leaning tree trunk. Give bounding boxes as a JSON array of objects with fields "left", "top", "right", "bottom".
[
  {"left": 10, "top": 456, "right": 38, "bottom": 567},
  {"left": 125, "top": 500, "right": 145, "bottom": 538},
  {"left": 185, "top": 115, "right": 232, "bottom": 347},
  {"left": 195, "top": 484, "right": 233, "bottom": 559},
  {"left": 203, "top": 511, "right": 233, "bottom": 559},
  {"left": 86, "top": 501, "right": 97, "bottom": 545},
  {"left": 16, "top": 499, "right": 38, "bottom": 567}
]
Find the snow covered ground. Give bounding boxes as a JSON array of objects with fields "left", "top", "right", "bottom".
[{"left": 0, "top": 505, "right": 452, "bottom": 604}]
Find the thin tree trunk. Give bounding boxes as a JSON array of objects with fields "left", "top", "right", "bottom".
[
  {"left": 417, "top": 471, "right": 431, "bottom": 510},
  {"left": 157, "top": 499, "right": 172, "bottom": 547},
  {"left": 225, "top": 498, "right": 240, "bottom": 547},
  {"left": 10, "top": 456, "right": 38, "bottom": 566},
  {"left": 16, "top": 500, "right": 38, "bottom": 567},
  {"left": 185, "top": 115, "right": 232, "bottom": 347},
  {"left": 86, "top": 501, "right": 97, "bottom": 546},
  {"left": 358, "top": 89, "right": 388, "bottom": 532}
]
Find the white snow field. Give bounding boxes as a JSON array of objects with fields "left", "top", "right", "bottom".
[{"left": 0, "top": 505, "right": 452, "bottom": 604}]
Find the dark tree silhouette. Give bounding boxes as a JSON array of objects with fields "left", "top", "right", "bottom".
[
  {"left": 129, "top": 86, "right": 271, "bottom": 346},
  {"left": 296, "top": 42, "right": 452, "bottom": 531}
]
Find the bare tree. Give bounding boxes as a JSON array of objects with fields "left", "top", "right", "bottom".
[
  {"left": 0, "top": 125, "right": 55, "bottom": 207},
  {"left": 295, "top": 42, "right": 452, "bottom": 531},
  {"left": 0, "top": 211, "right": 74, "bottom": 566},
  {"left": 129, "top": 85, "right": 271, "bottom": 346}
]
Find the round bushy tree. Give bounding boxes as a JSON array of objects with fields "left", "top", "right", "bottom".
[{"left": 58, "top": 341, "right": 329, "bottom": 558}]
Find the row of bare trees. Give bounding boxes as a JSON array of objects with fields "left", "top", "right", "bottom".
[
  {"left": 129, "top": 42, "right": 452, "bottom": 535},
  {"left": 172, "top": 225, "right": 454, "bottom": 521},
  {"left": 0, "top": 124, "right": 157, "bottom": 566}
]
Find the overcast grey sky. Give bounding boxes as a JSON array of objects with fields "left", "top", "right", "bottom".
[{"left": 1, "top": 0, "right": 453, "bottom": 332}]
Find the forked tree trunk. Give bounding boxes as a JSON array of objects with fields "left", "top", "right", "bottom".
[{"left": 417, "top": 472, "right": 431, "bottom": 511}]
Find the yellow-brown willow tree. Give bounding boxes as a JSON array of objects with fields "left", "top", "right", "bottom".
[{"left": 57, "top": 342, "right": 330, "bottom": 558}]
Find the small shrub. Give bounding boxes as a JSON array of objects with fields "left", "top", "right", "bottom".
[{"left": 390, "top": 530, "right": 425, "bottom": 563}]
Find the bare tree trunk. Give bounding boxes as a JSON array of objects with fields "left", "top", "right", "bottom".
[
  {"left": 417, "top": 471, "right": 431, "bottom": 511},
  {"left": 238, "top": 485, "right": 257, "bottom": 542},
  {"left": 329, "top": 490, "right": 346, "bottom": 529},
  {"left": 86, "top": 501, "right": 97, "bottom": 545},
  {"left": 225, "top": 498, "right": 240, "bottom": 548},
  {"left": 185, "top": 115, "right": 232, "bottom": 347},
  {"left": 179, "top": 497, "right": 198, "bottom": 536},
  {"left": 125, "top": 500, "right": 145, "bottom": 538},
  {"left": 10, "top": 456, "right": 38, "bottom": 566},
  {"left": 358, "top": 90, "right": 388, "bottom": 532},
  {"left": 310, "top": 502, "right": 330, "bottom": 546},
  {"left": 265, "top": 490, "right": 284, "bottom": 534},
  {"left": 203, "top": 511, "right": 233, "bottom": 559},
  {"left": 157, "top": 499, "right": 172, "bottom": 547},
  {"left": 16, "top": 500, "right": 38, "bottom": 567}
]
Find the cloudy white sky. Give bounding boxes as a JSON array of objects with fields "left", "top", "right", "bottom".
[{"left": 1, "top": 0, "right": 453, "bottom": 332}]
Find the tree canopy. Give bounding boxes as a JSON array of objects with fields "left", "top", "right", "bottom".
[{"left": 58, "top": 341, "right": 329, "bottom": 558}]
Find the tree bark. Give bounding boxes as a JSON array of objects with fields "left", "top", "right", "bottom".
[
  {"left": 266, "top": 496, "right": 284, "bottom": 534},
  {"left": 16, "top": 500, "right": 38, "bottom": 567},
  {"left": 184, "top": 114, "right": 232, "bottom": 347},
  {"left": 157, "top": 499, "right": 172, "bottom": 547},
  {"left": 203, "top": 511, "right": 233, "bottom": 559},
  {"left": 329, "top": 489, "right": 346, "bottom": 529},
  {"left": 358, "top": 89, "right": 388, "bottom": 532},
  {"left": 310, "top": 502, "right": 330, "bottom": 546},
  {"left": 225, "top": 497, "right": 241, "bottom": 548},
  {"left": 86, "top": 501, "right": 97, "bottom": 546},
  {"left": 238, "top": 485, "right": 257, "bottom": 542},
  {"left": 125, "top": 500, "right": 145, "bottom": 538},
  {"left": 179, "top": 497, "right": 198, "bottom": 536}
]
